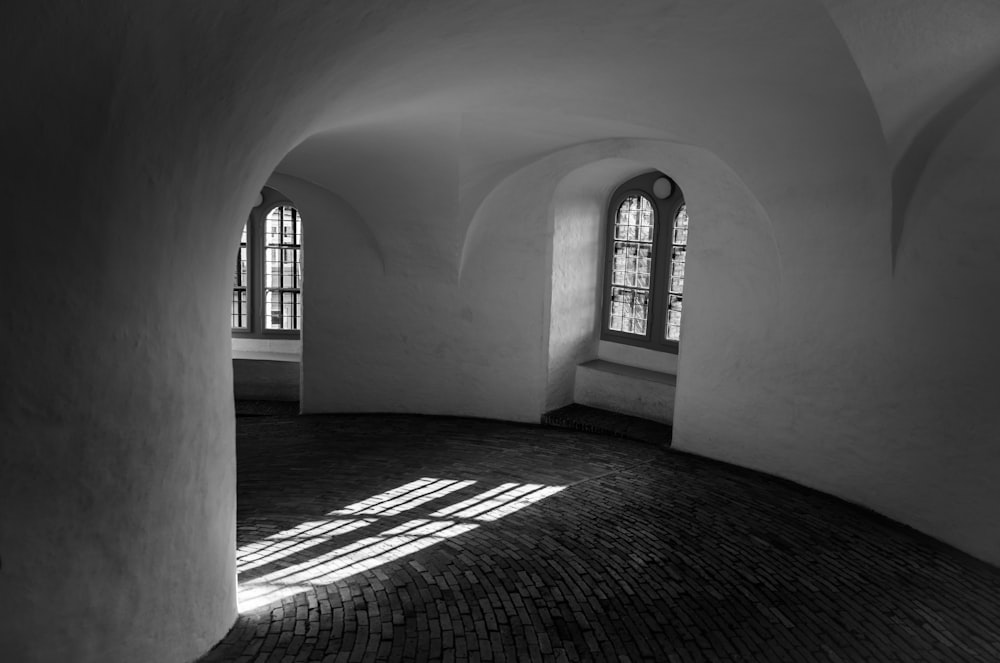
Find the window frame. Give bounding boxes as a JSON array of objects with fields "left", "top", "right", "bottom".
[
  {"left": 231, "top": 187, "right": 303, "bottom": 339},
  {"left": 599, "top": 171, "right": 686, "bottom": 354}
]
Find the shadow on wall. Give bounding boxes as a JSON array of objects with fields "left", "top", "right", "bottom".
[
  {"left": 892, "top": 60, "right": 1000, "bottom": 266},
  {"left": 485, "top": 139, "right": 784, "bottom": 420}
]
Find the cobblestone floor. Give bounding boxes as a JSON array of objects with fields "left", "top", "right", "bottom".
[{"left": 199, "top": 413, "right": 1000, "bottom": 662}]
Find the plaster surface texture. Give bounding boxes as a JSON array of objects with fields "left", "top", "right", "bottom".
[
  {"left": 821, "top": 0, "right": 1000, "bottom": 257},
  {"left": 574, "top": 361, "right": 676, "bottom": 425},
  {"left": 822, "top": 0, "right": 1000, "bottom": 160},
  {"left": 547, "top": 158, "right": 684, "bottom": 417},
  {"left": 598, "top": 342, "right": 679, "bottom": 376},
  {"left": 0, "top": 3, "right": 386, "bottom": 661},
  {"left": 5, "top": 2, "right": 1000, "bottom": 661},
  {"left": 546, "top": 160, "right": 631, "bottom": 412},
  {"left": 296, "top": 156, "right": 551, "bottom": 421},
  {"left": 231, "top": 337, "right": 302, "bottom": 359},
  {"left": 273, "top": 0, "right": 884, "bottom": 425},
  {"left": 876, "top": 83, "right": 1000, "bottom": 557}
]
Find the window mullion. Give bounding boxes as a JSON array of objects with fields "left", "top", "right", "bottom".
[{"left": 649, "top": 198, "right": 672, "bottom": 346}]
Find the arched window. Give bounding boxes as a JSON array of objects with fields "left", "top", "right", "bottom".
[
  {"left": 232, "top": 189, "right": 303, "bottom": 337},
  {"left": 601, "top": 171, "right": 688, "bottom": 353}
]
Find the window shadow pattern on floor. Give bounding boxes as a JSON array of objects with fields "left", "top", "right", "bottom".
[{"left": 237, "top": 478, "right": 566, "bottom": 611}]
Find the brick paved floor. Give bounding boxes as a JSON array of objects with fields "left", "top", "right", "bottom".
[{"left": 199, "top": 413, "right": 1000, "bottom": 662}]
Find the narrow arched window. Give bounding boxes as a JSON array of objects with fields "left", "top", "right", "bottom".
[
  {"left": 232, "top": 189, "right": 303, "bottom": 337},
  {"left": 601, "top": 172, "right": 688, "bottom": 352},
  {"left": 263, "top": 205, "right": 302, "bottom": 331}
]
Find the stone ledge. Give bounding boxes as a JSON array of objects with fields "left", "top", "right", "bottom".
[
  {"left": 574, "top": 359, "right": 676, "bottom": 424},
  {"left": 232, "top": 350, "right": 301, "bottom": 362},
  {"left": 578, "top": 358, "right": 676, "bottom": 385}
]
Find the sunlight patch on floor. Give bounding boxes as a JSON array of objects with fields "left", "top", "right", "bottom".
[{"left": 237, "top": 478, "right": 566, "bottom": 612}]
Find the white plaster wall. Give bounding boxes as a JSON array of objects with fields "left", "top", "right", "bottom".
[
  {"left": 547, "top": 158, "right": 688, "bottom": 415},
  {"left": 540, "top": 140, "right": 789, "bottom": 424},
  {"left": 670, "top": 88, "right": 1000, "bottom": 566},
  {"left": 575, "top": 362, "right": 676, "bottom": 425},
  {"left": 232, "top": 337, "right": 302, "bottom": 359},
  {"left": 297, "top": 161, "right": 551, "bottom": 421},
  {"left": 0, "top": 185, "right": 243, "bottom": 659},
  {"left": 820, "top": 0, "right": 1000, "bottom": 259},
  {"left": 878, "top": 85, "right": 1000, "bottom": 560},
  {"left": 6, "top": 4, "right": 1000, "bottom": 662},
  {"left": 821, "top": 0, "right": 1000, "bottom": 161},
  {"left": 598, "top": 343, "right": 678, "bottom": 375},
  {"left": 546, "top": 161, "right": 643, "bottom": 411},
  {"left": 0, "top": 3, "right": 379, "bottom": 661}
]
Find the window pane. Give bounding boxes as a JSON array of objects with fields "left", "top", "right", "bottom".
[
  {"left": 231, "top": 289, "right": 247, "bottom": 329},
  {"left": 264, "top": 206, "right": 303, "bottom": 331},
  {"left": 674, "top": 205, "right": 689, "bottom": 228},
  {"left": 664, "top": 205, "right": 689, "bottom": 341},
  {"left": 608, "top": 195, "right": 654, "bottom": 337},
  {"left": 232, "top": 223, "right": 248, "bottom": 329},
  {"left": 608, "top": 286, "right": 649, "bottom": 337},
  {"left": 233, "top": 246, "right": 247, "bottom": 287}
]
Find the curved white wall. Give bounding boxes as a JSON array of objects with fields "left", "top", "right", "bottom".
[
  {"left": 0, "top": 3, "right": 367, "bottom": 661},
  {"left": 547, "top": 160, "right": 636, "bottom": 411},
  {"left": 292, "top": 151, "right": 553, "bottom": 420},
  {"left": 4, "top": 2, "right": 1000, "bottom": 661},
  {"left": 881, "top": 84, "right": 1000, "bottom": 559},
  {"left": 545, "top": 144, "right": 783, "bottom": 413}
]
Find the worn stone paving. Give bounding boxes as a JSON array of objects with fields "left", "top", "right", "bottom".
[{"left": 199, "top": 413, "right": 1000, "bottom": 662}]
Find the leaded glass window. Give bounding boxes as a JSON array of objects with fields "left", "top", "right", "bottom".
[
  {"left": 601, "top": 172, "right": 690, "bottom": 352},
  {"left": 608, "top": 195, "right": 655, "bottom": 336},
  {"left": 666, "top": 204, "right": 688, "bottom": 342}
]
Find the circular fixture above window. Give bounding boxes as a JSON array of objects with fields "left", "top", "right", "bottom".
[
  {"left": 253, "top": 192, "right": 264, "bottom": 208},
  {"left": 653, "top": 177, "right": 673, "bottom": 199}
]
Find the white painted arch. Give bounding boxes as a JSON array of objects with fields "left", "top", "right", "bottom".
[{"left": 5, "top": 2, "right": 1000, "bottom": 662}]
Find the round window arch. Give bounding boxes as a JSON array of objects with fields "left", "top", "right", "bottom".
[
  {"left": 601, "top": 171, "right": 688, "bottom": 352},
  {"left": 232, "top": 187, "right": 303, "bottom": 337}
]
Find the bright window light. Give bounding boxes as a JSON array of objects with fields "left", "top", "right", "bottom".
[
  {"left": 237, "top": 518, "right": 374, "bottom": 574},
  {"left": 330, "top": 478, "right": 477, "bottom": 517},
  {"left": 236, "top": 478, "right": 566, "bottom": 612}
]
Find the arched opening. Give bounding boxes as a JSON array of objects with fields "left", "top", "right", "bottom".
[
  {"left": 601, "top": 171, "right": 689, "bottom": 352},
  {"left": 546, "top": 164, "right": 688, "bottom": 426},
  {"left": 542, "top": 142, "right": 782, "bottom": 434},
  {"left": 231, "top": 186, "right": 304, "bottom": 407}
]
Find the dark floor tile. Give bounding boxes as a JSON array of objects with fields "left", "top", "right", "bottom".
[{"left": 199, "top": 414, "right": 1000, "bottom": 662}]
